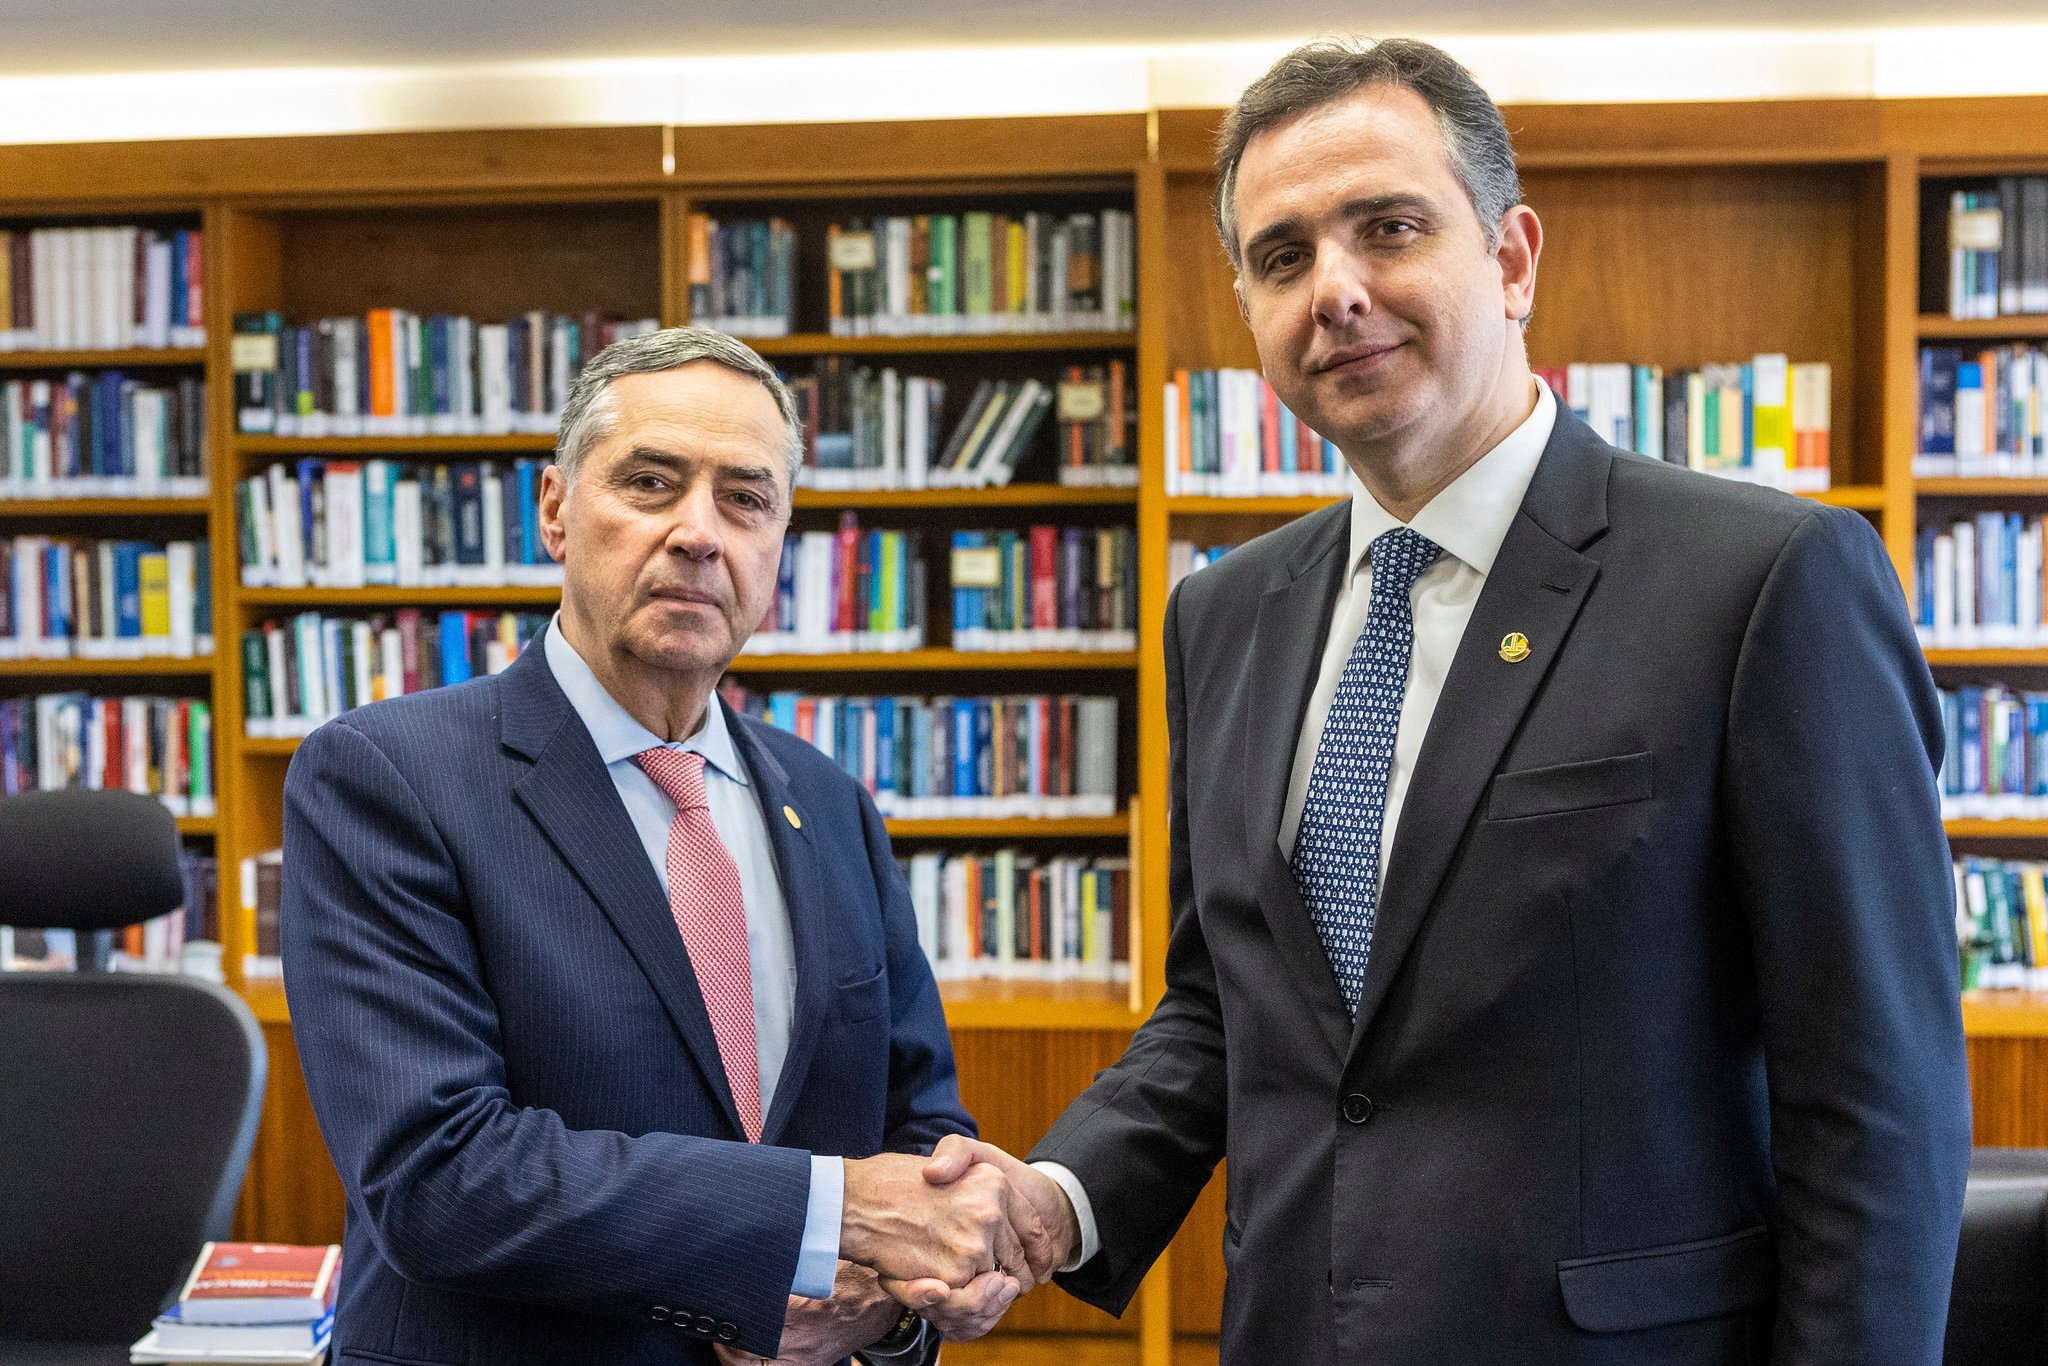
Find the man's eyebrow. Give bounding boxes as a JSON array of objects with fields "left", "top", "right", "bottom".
[
  {"left": 621, "top": 445, "right": 687, "bottom": 470},
  {"left": 720, "top": 463, "right": 780, "bottom": 489},
  {"left": 1240, "top": 192, "right": 1442, "bottom": 268}
]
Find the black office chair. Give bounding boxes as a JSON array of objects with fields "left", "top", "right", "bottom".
[
  {"left": 1948, "top": 1147, "right": 2048, "bottom": 1365},
  {"left": 0, "top": 789, "right": 268, "bottom": 1366}
]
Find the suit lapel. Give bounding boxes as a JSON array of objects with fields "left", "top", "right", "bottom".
[
  {"left": 1240, "top": 502, "right": 1356, "bottom": 1060},
  {"left": 726, "top": 708, "right": 834, "bottom": 1148},
  {"left": 499, "top": 646, "right": 749, "bottom": 1139},
  {"left": 1349, "top": 417, "right": 1613, "bottom": 1044}
]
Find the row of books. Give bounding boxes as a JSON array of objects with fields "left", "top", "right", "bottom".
[
  {"left": 237, "top": 459, "right": 563, "bottom": 590},
  {"left": 1941, "top": 684, "right": 2048, "bottom": 818},
  {"left": 131, "top": 1240, "right": 339, "bottom": 1364},
  {"left": 902, "top": 851, "right": 1131, "bottom": 983},
  {"left": 1, "top": 372, "right": 209, "bottom": 498},
  {"left": 1915, "top": 513, "right": 2048, "bottom": 646},
  {"left": 1167, "top": 539, "right": 1233, "bottom": 591},
  {"left": 1163, "top": 368, "right": 1349, "bottom": 497},
  {"left": 232, "top": 309, "right": 660, "bottom": 436},
  {"left": 1946, "top": 179, "right": 2048, "bottom": 320},
  {"left": 1537, "top": 359, "right": 1833, "bottom": 492},
  {"left": 0, "top": 693, "right": 216, "bottom": 816},
  {"left": 748, "top": 518, "right": 926, "bottom": 655},
  {"left": 948, "top": 527, "right": 1136, "bottom": 652},
  {"left": 787, "top": 360, "right": 1136, "bottom": 491},
  {"left": 0, "top": 225, "right": 205, "bottom": 352},
  {"left": 1913, "top": 344, "right": 2048, "bottom": 474},
  {"left": 724, "top": 688, "right": 1120, "bottom": 818},
  {"left": 1956, "top": 858, "right": 2048, "bottom": 991},
  {"left": 242, "top": 610, "right": 547, "bottom": 738},
  {"left": 686, "top": 214, "right": 797, "bottom": 337},
  {"left": 827, "top": 209, "right": 1136, "bottom": 336},
  {"left": 1, "top": 537, "right": 213, "bottom": 659},
  {"left": 0, "top": 852, "right": 218, "bottom": 977}
]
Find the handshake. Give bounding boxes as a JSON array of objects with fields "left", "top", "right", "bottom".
[{"left": 714, "top": 1136, "right": 1080, "bottom": 1366}]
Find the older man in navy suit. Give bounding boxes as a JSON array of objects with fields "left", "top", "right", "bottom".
[{"left": 283, "top": 328, "right": 1037, "bottom": 1366}]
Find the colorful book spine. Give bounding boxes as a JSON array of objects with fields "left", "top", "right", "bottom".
[
  {"left": 0, "top": 536, "right": 211, "bottom": 659},
  {"left": 1913, "top": 343, "right": 2048, "bottom": 476},
  {"left": 897, "top": 849, "right": 1131, "bottom": 984},
  {"left": 0, "top": 372, "right": 208, "bottom": 497},
  {"left": 0, "top": 226, "right": 205, "bottom": 352},
  {"left": 687, "top": 214, "right": 797, "bottom": 338},
  {"left": 0, "top": 692, "right": 215, "bottom": 817},
  {"left": 746, "top": 515, "right": 925, "bottom": 655},
  {"left": 1916, "top": 512, "right": 2048, "bottom": 647},
  {"left": 948, "top": 525, "right": 1135, "bottom": 652},
  {"left": 1953, "top": 857, "right": 2048, "bottom": 991},
  {"left": 1163, "top": 368, "right": 1347, "bottom": 497}
]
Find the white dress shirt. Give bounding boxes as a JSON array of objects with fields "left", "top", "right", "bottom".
[
  {"left": 1038, "top": 378, "right": 1557, "bottom": 1272},
  {"left": 543, "top": 619, "right": 843, "bottom": 1300}
]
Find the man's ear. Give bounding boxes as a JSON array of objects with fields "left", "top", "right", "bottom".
[
  {"left": 1233, "top": 276, "right": 1251, "bottom": 326},
  {"left": 1496, "top": 205, "right": 1542, "bottom": 323}
]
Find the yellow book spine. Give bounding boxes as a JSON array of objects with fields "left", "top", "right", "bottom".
[{"left": 138, "top": 551, "right": 171, "bottom": 640}]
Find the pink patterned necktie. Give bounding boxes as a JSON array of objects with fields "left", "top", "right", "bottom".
[{"left": 633, "top": 746, "right": 763, "bottom": 1143}]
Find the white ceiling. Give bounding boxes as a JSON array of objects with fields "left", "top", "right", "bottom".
[{"left": 3, "top": 0, "right": 2046, "bottom": 79}]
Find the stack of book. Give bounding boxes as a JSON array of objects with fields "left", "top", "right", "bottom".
[
  {"left": 0, "top": 692, "right": 215, "bottom": 816},
  {"left": 1, "top": 536, "right": 213, "bottom": 659},
  {"left": 2, "top": 373, "right": 209, "bottom": 496},
  {"left": 1164, "top": 368, "right": 1348, "bottom": 497},
  {"left": 131, "top": 1241, "right": 337, "bottom": 1365},
  {"left": 241, "top": 610, "right": 548, "bottom": 738},
  {"left": 237, "top": 459, "right": 562, "bottom": 590},
  {"left": 1914, "top": 344, "right": 2048, "bottom": 475},
  {"left": 240, "top": 848, "right": 284, "bottom": 979},
  {"left": 1915, "top": 512, "right": 2048, "bottom": 647},
  {"left": 0, "top": 226, "right": 205, "bottom": 352},
  {"left": 686, "top": 213, "right": 795, "bottom": 337},
  {"left": 747, "top": 516, "right": 925, "bottom": 655},
  {"left": 1940, "top": 683, "right": 2048, "bottom": 820},
  {"left": 1954, "top": 857, "right": 2048, "bottom": 991},
  {"left": 1947, "top": 178, "right": 2048, "bottom": 320},
  {"left": 723, "top": 687, "right": 1120, "bottom": 819},
  {"left": 232, "top": 309, "right": 659, "bottom": 436},
  {"left": 826, "top": 208, "right": 1135, "bottom": 336},
  {"left": 785, "top": 363, "right": 1084, "bottom": 491},
  {"left": 1537, "top": 358, "right": 1832, "bottom": 491},
  {"left": 948, "top": 526, "right": 1136, "bottom": 652},
  {"left": 901, "top": 850, "right": 1131, "bottom": 984}
]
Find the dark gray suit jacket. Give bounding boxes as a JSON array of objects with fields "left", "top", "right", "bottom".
[{"left": 1032, "top": 410, "right": 1972, "bottom": 1364}]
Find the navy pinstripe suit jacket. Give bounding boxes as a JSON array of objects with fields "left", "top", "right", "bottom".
[{"left": 281, "top": 641, "right": 970, "bottom": 1366}]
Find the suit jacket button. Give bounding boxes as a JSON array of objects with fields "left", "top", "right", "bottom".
[
  {"left": 651, "top": 1305, "right": 670, "bottom": 1323},
  {"left": 695, "top": 1314, "right": 719, "bottom": 1336},
  {"left": 1342, "top": 1094, "right": 1374, "bottom": 1125},
  {"left": 717, "top": 1323, "right": 739, "bottom": 1342}
]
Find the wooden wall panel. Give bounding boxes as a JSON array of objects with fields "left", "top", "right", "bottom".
[
  {"left": 1162, "top": 172, "right": 1256, "bottom": 375},
  {"left": 673, "top": 116, "right": 1147, "bottom": 188},
  {"left": 1967, "top": 1036, "right": 2048, "bottom": 1147},
  {"left": 234, "top": 1021, "right": 346, "bottom": 1246}
]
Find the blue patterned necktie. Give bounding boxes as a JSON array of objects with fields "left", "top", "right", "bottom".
[{"left": 1292, "top": 526, "right": 1443, "bottom": 1018}]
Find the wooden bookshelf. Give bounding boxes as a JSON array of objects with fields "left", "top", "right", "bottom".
[
  {"left": 15, "top": 94, "right": 2048, "bottom": 1359},
  {"left": 0, "top": 347, "right": 205, "bottom": 370},
  {"left": 178, "top": 815, "right": 220, "bottom": 836},
  {"left": 0, "top": 655, "right": 215, "bottom": 676}
]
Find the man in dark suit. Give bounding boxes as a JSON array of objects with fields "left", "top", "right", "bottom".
[
  {"left": 283, "top": 328, "right": 1035, "bottom": 1366},
  {"left": 907, "top": 36, "right": 1973, "bottom": 1364}
]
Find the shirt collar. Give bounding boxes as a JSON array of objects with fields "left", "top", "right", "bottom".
[
  {"left": 542, "top": 614, "right": 749, "bottom": 786},
  {"left": 1346, "top": 376, "right": 1556, "bottom": 581}
]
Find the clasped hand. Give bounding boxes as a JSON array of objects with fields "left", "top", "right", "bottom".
[{"left": 835, "top": 1135, "right": 1080, "bottom": 1345}]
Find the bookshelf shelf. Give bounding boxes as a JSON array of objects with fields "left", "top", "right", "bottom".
[
  {"left": 0, "top": 655, "right": 215, "bottom": 676},
  {"left": 178, "top": 816, "right": 218, "bottom": 836},
  {"left": 1917, "top": 478, "right": 2048, "bottom": 497},
  {"left": 0, "top": 347, "right": 205, "bottom": 370},
  {"left": 235, "top": 434, "right": 558, "bottom": 456},
  {"left": 792, "top": 485, "right": 1137, "bottom": 510},
  {"left": 0, "top": 497, "right": 209, "bottom": 517},
  {"left": 1923, "top": 649, "right": 2048, "bottom": 667},
  {"left": 1809, "top": 484, "right": 1886, "bottom": 509},
  {"left": 1946, "top": 819, "right": 2048, "bottom": 838},
  {"left": 1168, "top": 494, "right": 1343, "bottom": 516},
  {"left": 238, "top": 585, "right": 561, "bottom": 608},
  {"left": 240, "top": 737, "right": 303, "bottom": 758},
  {"left": 749, "top": 331, "right": 1137, "bottom": 358},
  {"left": 725, "top": 649, "right": 1137, "bottom": 673},
  {"left": 1961, "top": 989, "right": 2048, "bottom": 1037},
  {"left": 1917, "top": 314, "right": 2048, "bottom": 340},
  {"left": 884, "top": 814, "right": 1129, "bottom": 838},
  {"left": 938, "top": 978, "right": 1141, "bottom": 1031}
]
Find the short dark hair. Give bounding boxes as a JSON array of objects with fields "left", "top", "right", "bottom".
[{"left": 1214, "top": 37, "right": 1522, "bottom": 270}]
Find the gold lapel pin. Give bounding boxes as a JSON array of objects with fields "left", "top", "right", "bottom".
[
  {"left": 783, "top": 805, "right": 802, "bottom": 830},
  {"left": 1499, "top": 632, "right": 1531, "bottom": 663}
]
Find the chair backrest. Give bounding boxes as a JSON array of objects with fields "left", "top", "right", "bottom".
[
  {"left": 1947, "top": 1147, "right": 2048, "bottom": 1366},
  {"left": 0, "top": 789, "right": 185, "bottom": 935},
  {"left": 0, "top": 971, "right": 267, "bottom": 1342}
]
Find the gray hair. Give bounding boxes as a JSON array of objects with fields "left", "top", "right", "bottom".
[
  {"left": 554, "top": 325, "right": 803, "bottom": 487},
  {"left": 1214, "top": 37, "right": 1523, "bottom": 270}
]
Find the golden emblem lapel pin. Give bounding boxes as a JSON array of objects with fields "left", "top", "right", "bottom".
[
  {"left": 1499, "top": 632, "right": 1531, "bottom": 663},
  {"left": 783, "top": 805, "right": 802, "bottom": 829}
]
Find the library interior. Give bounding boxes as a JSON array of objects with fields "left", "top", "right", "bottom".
[{"left": 7, "top": 4, "right": 2048, "bottom": 1365}]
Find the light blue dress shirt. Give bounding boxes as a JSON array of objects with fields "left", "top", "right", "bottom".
[{"left": 543, "top": 619, "right": 843, "bottom": 1300}]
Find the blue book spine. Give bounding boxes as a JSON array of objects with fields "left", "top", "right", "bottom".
[
  {"left": 46, "top": 545, "right": 69, "bottom": 640},
  {"left": 517, "top": 460, "right": 540, "bottom": 565},
  {"left": 296, "top": 458, "right": 322, "bottom": 566},
  {"left": 841, "top": 698, "right": 864, "bottom": 783},
  {"left": 119, "top": 376, "right": 138, "bottom": 479},
  {"left": 973, "top": 698, "right": 994, "bottom": 799},
  {"left": 2029, "top": 693, "right": 2048, "bottom": 798},
  {"left": 1917, "top": 527, "right": 1936, "bottom": 627},
  {"left": 909, "top": 701, "right": 930, "bottom": 800},
  {"left": 113, "top": 542, "right": 143, "bottom": 644},
  {"left": 169, "top": 233, "right": 188, "bottom": 330},
  {"left": 951, "top": 698, "right": 974, "bottom": 798},
  {"left": 430, "top": 317, "right": 451, "bottom": 419},
  {"left": 769, "top": 692, "right": 796, "bottom": 734},
  {"left": 439, "top": 611, "right": 472, "bottom": 685},
  {"left": 2010, "top": 513, "right": 2026, "bottom": 627},
  {"left": 1941, "top": 689, "right": 1962, "bottom": 798},
  {"left": 1278, "top": 404, "right": 1298, "bottom": 475},
  {"left": 322, "top": 617, "right": 346, "bottom": 713},
  {"left": 1961, "top": 687, "right": 1984, "bottom": 798},
  {"left": 875, "top": 696, "right": 896, "bottom": 799}
]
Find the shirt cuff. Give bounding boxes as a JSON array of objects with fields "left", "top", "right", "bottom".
[
  {"left": 790, "top": 1155, "right": 844, "bottom": 1300},
  {"left": 1029, "top": 1160, "right": 1101, "bottom": 1272}
]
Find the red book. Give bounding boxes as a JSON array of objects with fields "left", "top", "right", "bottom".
[
  {"left": 1029, "top": 525, "right": 1058, "bottom": 633},
  {"left": 834, "top": 513, "right": 859, "bottom": 637},
  {"left": 1261, "top": 379, "right": 1281, "bottom": 473},
  {"left": 178, "top": 1242, "right": 341, "bottom": 1325}
]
